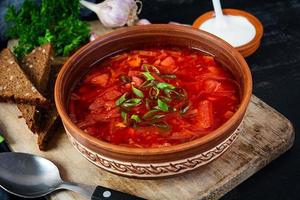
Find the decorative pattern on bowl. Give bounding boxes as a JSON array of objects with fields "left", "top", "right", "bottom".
[{"left": 66, "top": 122, "right": 243, "bottom": 178}]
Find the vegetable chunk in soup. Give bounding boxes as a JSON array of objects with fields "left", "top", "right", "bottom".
[{"left": 69, "top": 48, "right": 240, "bottom": 148}]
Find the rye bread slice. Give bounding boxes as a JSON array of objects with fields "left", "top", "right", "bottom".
[
  {"left": 18, "top": 104, "right": 42, "bottom": 133},
  {"left": 21, "top": 43, "right": 53, "bottom": 93},
  {"left": 37, "top": 61, "right": 63, "bottom": 150},
  {"left": 37, "top": 107, "right": 61, "bottom": 150},
  {"left": 17, "top": 44, "right": 53, "bottom": 133},
  {"left": 19, "top": 48, "right": 62, "bottom": 150},
  {"left": 0, "top": 48, "right": 48, "bottom": 106}
]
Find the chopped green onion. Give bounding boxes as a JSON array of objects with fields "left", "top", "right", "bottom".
[
  {"left": 140, "top": 80, "right": 155, "bottom": 88},
  {"left": 149, "top": 87, "right": 160, "bottom": 99},
  {"left": 120, "top": 75, "right": 131, "bottom": 83},
  {"left": 132, "top": 85, "right": 144, "bottom": 98},
  {"left": 142, "top": 64, "right": 160, "bottom": 74},
  {"left": 115, "top": 92, "right": 128, "bottom": 106},
  {"left": 157, "top": 99, "right": 168, "bottom": 112},
  {"left": 145, "top": 98, "right": 151, "bottom": 110},
  {"left": 181, "top": 106, "right": 190, "bottom": 114},
  {"left": 180, "top": 101, "right": 191, "bottom": 114},
  {"left": 121, "top": 111, "right": 128, "bottom": 123},
  {"left": 163, "top": 88, "right": 186, "bottom": 100},
  {"left": 131, "top": 114, "right": 141, "bottom": 123},
  {"left": 152, "top": 114, "right": 166, "bottom": 120},
  {"left": 157, "top": 82, "right": 176, "bottom": 90},
  {"left": 143, "top": 110, "right": 159, "bottom": 119},
  {"left": 142, "top": 64, "right": 150, "bottom": 72},
  {"left": 160, "top": 96, "right": 172, "bottom": 103},
  {"left": 142, "top": 71, "right": 155, "bottom": 81},
  {"left": 154, "top": 122, "right": 170, "bottom": 130},
  {"left": 122, "top": 98, "right": 142, "bottom": 108},
  {"left": 164, "top": 88, "right": 172, "bottom": 98},
  {"left": 160, "top": 74, "right": 177, "bottom": 79},
  {"left": 171, "top": 89, "right": 186, "bottom": 99},
  {"left": 151, "top": 66, "right": 160, "bottom": 74}
]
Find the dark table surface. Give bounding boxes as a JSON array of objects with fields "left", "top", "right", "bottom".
[{"left": 1, "top": 0, "right": 300, "bottom": 199}]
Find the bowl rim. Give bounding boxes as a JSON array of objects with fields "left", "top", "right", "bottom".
[
  {"left": 55, "top": 24, "right": 252, "bottom": 156},
  {"left": 192, "top": 8, "right": 264, "bottom": 57}
]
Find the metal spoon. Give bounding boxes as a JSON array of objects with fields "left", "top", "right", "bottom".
[{"left": 0, "top": 152, "right": 144, "bottom": 200}]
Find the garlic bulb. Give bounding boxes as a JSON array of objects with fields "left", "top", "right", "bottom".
[{"left": 80, "top": 0, "right": 142, "bottom": 28}]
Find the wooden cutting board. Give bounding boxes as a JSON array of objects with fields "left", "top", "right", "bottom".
[{"left": 0, "top": 95, "right": 294, "bottom": 200}]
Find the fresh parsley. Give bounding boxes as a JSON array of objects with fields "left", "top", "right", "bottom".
[{"left": 5, "top": 0, "right": 90, "bottom": 58}]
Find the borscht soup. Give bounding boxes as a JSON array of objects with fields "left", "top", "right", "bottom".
[{"left": 69, "top": 48, "right": 240, "bottom": 148}]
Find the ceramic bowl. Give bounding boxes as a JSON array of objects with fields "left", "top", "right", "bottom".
[
  {"left": 193, "top": 9, "right": 264, "bottom": 57},
  {"left": 55, "top": 24, "right": 252, "bottom": 178}
]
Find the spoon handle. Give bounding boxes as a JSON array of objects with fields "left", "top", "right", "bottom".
[{"left": 91, "top": 186, "right": 145, "bottom": 200}]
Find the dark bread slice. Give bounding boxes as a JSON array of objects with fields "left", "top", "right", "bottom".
[
  {"left": 21, "top": 50, "right": 62, "bottom": 150},
  {"left": 17, "top": 104, "right": 42, "bottom": 133},
  {"left": 0, "top": 48, "right": 48, "bottom": 106},
  {"left": 21, "top": 44, "right": 53, "bottom": 93},
  {"left": 17, "top": 44, "right": 53, "bottom": 133},
  {"left": 37, "top": 107, "right": 60, "bottom": 150},
  {"left": 37, "top": 60, "right": 63, "bottom": 150}
]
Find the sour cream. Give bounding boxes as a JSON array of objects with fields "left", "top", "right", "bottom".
[{"left": 199, "top": 0, "right": 256, "bottom": 47}]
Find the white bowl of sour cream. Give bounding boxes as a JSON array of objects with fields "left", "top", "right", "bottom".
[{"left": 193, "top": 8, "right": 263, "bottom": 57}]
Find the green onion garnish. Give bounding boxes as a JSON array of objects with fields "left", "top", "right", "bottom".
[
  {"left": 140, "top": 80, "right": 154, "bottom": 88},
  {"left": 115, "top": 92, "right": 128, "bottom": 106},
  {"left": 142, "top": 71, "right": 155, "bottom": 81},
  {"left": 145, "top": 98, "right": 151, "bottom": 110},
  {"left": 132, "top": 85, "right": 144, "bottom": 98},
  {"left": 122, "top": 98, "right": 142, "bottom": 108},
  {"left": 151, "top": 114, "right": 166, "bottom": 120},
  {"left": 143, "top": 109, "right": 159, "bottom": 119},
  {"left": 160, "top": 96, "right": 172, "bottom": 103},
  {"left": 164, "top": 88, "right": 172, "bottom": 98},
  {"left": 157, "top": 98, "right": 168, "bottom": 112},
  {"left": 120, "top": 75, "right": 131, "bottom": 83},
  {"left": 131, "top": 114, "right": 141, "bottom": 123},
  {"left": 116, "top": 65, "right": 189, "bottom": 130},
  {"left": 154, "top": 122, "right": 170, "bottom": 130},
  {"left": 121, "top": 111, "right": 128, "bottom": 123},
  {"left": 142, "top": 64, "right": 160, "bottom": 74},
  {"left": 180, "top": 101, "right": 191, "bottom": 114},
  {"left": 157, "top": 82, "right": 176, "bottom": 90},
  {"left": 149, "top": 87, "right": 160, "bottom": 99},
  {"left": 160, "top": 74, "right": 177, "bottom": 79}
]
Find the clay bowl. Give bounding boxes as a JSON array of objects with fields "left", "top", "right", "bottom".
[
  {"left": 55, "top": 24, "right": 252, "bottom": 178},
  {"left": 193, "top": 9, "right": 264, "bottom": 57}
]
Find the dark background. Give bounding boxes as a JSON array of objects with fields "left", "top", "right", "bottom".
[{"left": 1, "top": 0, "right": 299, "bottom": 199}]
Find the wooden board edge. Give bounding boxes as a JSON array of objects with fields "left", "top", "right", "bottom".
[{"left": 201, "top": 97, "right": 296, "bottom": 200}]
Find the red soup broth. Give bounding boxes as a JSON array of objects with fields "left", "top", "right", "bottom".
[{"left": 69, "top": 48, "right": 240, "bottom": 148}]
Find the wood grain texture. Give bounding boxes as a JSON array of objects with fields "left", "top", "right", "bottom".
[{"left": 0, "top": 95, "right": 294, "bottom": 200}]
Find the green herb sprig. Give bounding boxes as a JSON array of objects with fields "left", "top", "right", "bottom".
[{"left": 5, "top": 0, "right": 90, "bottom": 58}]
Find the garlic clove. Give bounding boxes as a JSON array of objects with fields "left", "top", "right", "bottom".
[
  {"left": 89, "top": 32, "right": 99, "bottom": 42},
  {"left": 136, "top": 19, "right": 151, "bottom": 25}
]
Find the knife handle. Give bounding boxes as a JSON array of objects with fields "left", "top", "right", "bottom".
[{"left": 91, "top": 186, "right": 145, "bottom": 200}]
